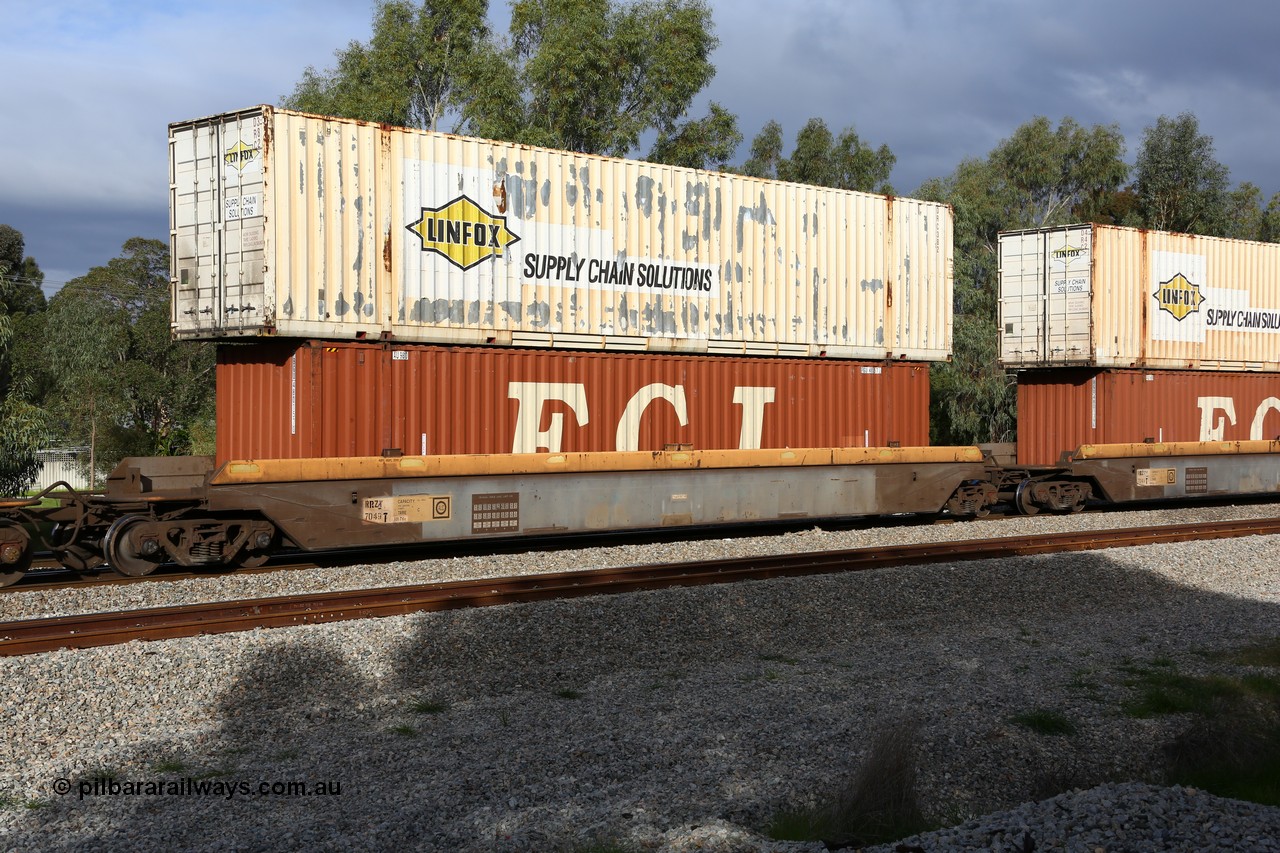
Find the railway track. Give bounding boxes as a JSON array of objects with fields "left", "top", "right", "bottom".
[{"left": 4, "top": 516, "right": 1279, "bottom": 657}]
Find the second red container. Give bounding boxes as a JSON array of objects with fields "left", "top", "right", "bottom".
[{"left": 216, "top": 340, "right": 932, "bottom": 463}]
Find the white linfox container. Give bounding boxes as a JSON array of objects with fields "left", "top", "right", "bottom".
[
  {"left": 169, "top": 105, "right": 953, "bottom": 360},
  {"left": 999, "top": 223, "right": 1280, "bottom": 371}
]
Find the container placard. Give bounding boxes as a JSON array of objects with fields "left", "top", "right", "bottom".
[{"left": 472, "top": 492, "right": 519, "bottom": 534}]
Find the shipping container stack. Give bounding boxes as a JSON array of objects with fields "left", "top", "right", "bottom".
[
  {"left": 999, "top": 223, "right": 1280, "bottom": 465},
  {"left": 170, "top": 106, "right": 955, "bottom": 463}
]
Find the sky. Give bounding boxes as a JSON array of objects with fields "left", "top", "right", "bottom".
[{"left": 2, "top": 0, "right": 1277, "bottom": 295}]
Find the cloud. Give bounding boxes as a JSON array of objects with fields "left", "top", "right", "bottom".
[{"left": 1, "top": 0, "right": 1277, "bottom": 286}]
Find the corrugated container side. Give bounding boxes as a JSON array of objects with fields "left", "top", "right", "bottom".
[
  {"left": 174, "top": 106, "right": 953, "bottom": 360},
  {"left": 216, "top": 341, "right": 931, "bottom": 463},
  {"left": 891, "top": 198, "right": 954, "bottom": 360},
  {"left": 1000, "top": 223, "right": 1280, "bottom": 371},
  {"left": 1016, "top": 368, "right": 1280, "bottom": 465}
]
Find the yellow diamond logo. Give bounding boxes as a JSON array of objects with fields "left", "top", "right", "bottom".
[
  {"left": 1051, "top": 244, "right": 1085, "bottom": 263},
  {"left": 1153, "top": 273, "right": 1205, "bottom": 321},
  {"left": 223, "top": 140, "right": 259, "bottom": 171},
  {"left": 406, "top": 196, "right": 520, "bottom": 271}
]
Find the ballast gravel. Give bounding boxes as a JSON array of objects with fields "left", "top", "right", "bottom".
[{"left": 0, "top": 503, "right": 1278, "bottom": 851}]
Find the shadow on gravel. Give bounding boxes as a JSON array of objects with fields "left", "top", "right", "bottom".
[{"left": 10, "top": 547, "right": 1280, "bottom": 851}]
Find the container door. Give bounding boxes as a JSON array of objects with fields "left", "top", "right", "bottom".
[
  {"left": 999, "top": 225, "right": 1093, "bottom": 365},
  {"left": 170, "top": 108, "right": 269, "bottom": 336}
]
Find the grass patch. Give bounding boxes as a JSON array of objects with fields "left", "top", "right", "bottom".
[
  {"left": 1068, "top": 668, "right": 1107, "bottom": 701},
  {"left": 1164, "top": 693, "right": 1280, "bottom": 805},
  {"left": 1122, "top": 670, "right": 1244, "bottom": 718},
  {"left": 554, "top": 688, "right": 582, "bottom": 700},
  {"left": 149, "top": 759, "right": 186, "bottom": 774},
  {"left": 758, "top": 653, "right": 799, "bottom": 665},
  {"left": 0, "top": 794, "right": 46, "bottom": 811},
  {"left": 1119, "top": 642, "right": 1280, "bottom": 807},
  {"left": 409, "top": 699, "right": 448, "bottom": 714},
  {"left": 390, "top": 724, "right": 418, "bottom": 737},
  {"left": 766, "top": 720, "right": 933, "bottom": 847},
  {"left": 1010, "top": 709, "right": 1077, "bottom": 736},
  {"left": 1225, "top": 637, "right": 1280, "bottom": 669}
]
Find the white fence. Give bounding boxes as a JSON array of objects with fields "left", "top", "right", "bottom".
[{"left": 32, "top": 446, "right": 91, "bottom": 492}]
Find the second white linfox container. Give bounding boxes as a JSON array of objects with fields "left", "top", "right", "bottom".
[
  {"left": 999, "top": 223, "right": 1280, "bottom": 371},
  {"left": 170, "top": 105, "right": 953, "bottom": 360}
]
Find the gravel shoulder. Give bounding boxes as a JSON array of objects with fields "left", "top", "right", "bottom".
[{"left": 2, "top": 504, "right": 1279, "bottom": 851}]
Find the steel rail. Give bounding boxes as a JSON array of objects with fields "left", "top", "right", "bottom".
[{"left": 4, "top": 517, "right": 1279, "bottom": 656}]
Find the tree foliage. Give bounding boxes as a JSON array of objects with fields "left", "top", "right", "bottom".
[
  {"left": 743, "top": 118, "right": 895, "bottom": 194},
  {"left": 284, "top": 0, "right": 725, "bottom": 163},
  {"left": 1133, "top": 112, "right": 1231, "bottom": 235},
  {"left": 987, "top": 116, "right": 1128, "bottom": 228},
  {"left": 44, "top": 239, "right": 215, "bottom": 482},
  {"left": 468, "top": 0, "right": 719, "bottom": 157},
  {"left": 0, "top": 224, "right": 48, "bottom": 493},
  {"left": 647, "top": 101, "right": 741, "bottom": 171},
  {"left": 282, "top": 0, "right": 489, "bottom": 131},
  {"left": 917, "top": 117, "right": 1129, "bottom": 444}
]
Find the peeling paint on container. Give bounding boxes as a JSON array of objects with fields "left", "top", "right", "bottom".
[
  {"left": 1016, "top": 368, "right": 1280, "bottom": 465},
  {"left": 215, "top": 340, "right": 931, "bottom": 464},
  {"left": 1000, "top": 223, "right": 1280, "bottom": 371},
  {"left": 172, "top": 105, "right": 953, "bottom": 360}
]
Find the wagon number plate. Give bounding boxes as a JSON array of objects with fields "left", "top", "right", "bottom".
[
  {"left": 1136, "top": 468, "right": 1176, "bottom": 487},
  {"left": 362, "top": 495, "right": 452, "bottom": 523}
]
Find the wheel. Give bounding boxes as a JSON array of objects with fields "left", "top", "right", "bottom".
[
  {"left": 234, "top": 552, "right": 271, "bottom": 569},
  {"left": 1014, "top": 481, "right": 1040, "bottom": 516},
  {"left": 104, "top": 516, "right": 165, "bottom": 577},
  {"left": 0, "top": 524, "right": 32, "bottom": 587}
]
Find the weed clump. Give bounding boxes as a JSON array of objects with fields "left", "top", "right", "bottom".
[{"left": 767, "top": 719, "right": 931, "bottom": 847}]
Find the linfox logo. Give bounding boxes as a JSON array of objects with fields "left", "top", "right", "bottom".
[
  {"left": 406, "top": 195, "right": 520, "bottom": 271},
  {"left": 1153, "top": 273, "right": 1205, "bottom": 321},
  {"left": 1051, "top": 245, "right": 1085, "bottom": 264},
  {"left": 223, "top": 140, "right": 260, "bottom": 171}
]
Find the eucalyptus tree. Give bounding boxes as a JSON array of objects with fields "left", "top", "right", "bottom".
[
  {"left": 742, "top": 118, "right": 895, "bottom": 194},
  {"left": 283, "top": 0, "right": 489, "bottom": 131},
  {"left": 284, "top": 0, "right": 729, "bottom": 165},
  {"left": 44, "top": 239, "right": 215, "bottom": 483},
  {"left": 0, "top": 225, "right": 48, "bottom": 494},
  {"left": 1133, "top": 113, "right": 1231, "bottom": 236},
  {"left": 917, "top": 117, "right": 1128, "bottom": 444},
  {"left": 647, "top": 101, "right": 741, "bottom": 171},
  {"left": 463, "top": 0, "right": 722, "bottom": 158}
]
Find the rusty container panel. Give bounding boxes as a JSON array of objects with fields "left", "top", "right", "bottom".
[
  {"left": 1000, "top": 223, "right": 1280, "bottom": 371},
  {"left": 1016, "top": 368, "right": 1280, "bottom": 465},
  {"left": 216, "top": 341, "right": 931, "bottom": 463},
  {"left": 173, "top": 105, "right": 953, "bottom": 360}
]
